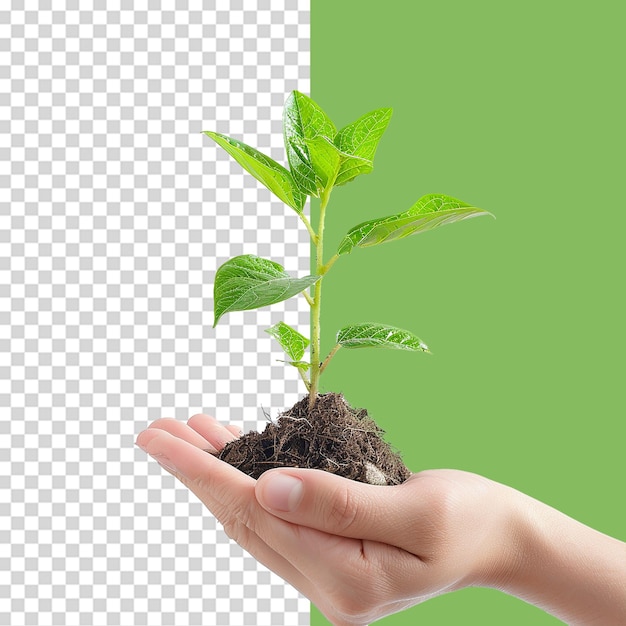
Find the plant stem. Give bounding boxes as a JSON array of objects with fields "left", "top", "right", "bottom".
[
  {"left": 319, "top": 343, "right": 341, "bottom": 375},
  {"left": 320, "top": 253, "right": 340, "bottom": 275},
  {"left": 300, "top": 213, "right": 317, "bottom": 244},
  {"left": 298, "top": 367, "right": 311, "bottom": 392},
  {"left": 308, "top": 190, "right": 331, "bottom": 410},
  {"left": 307, "top": 167, "right": 342, "bottom": 410}
]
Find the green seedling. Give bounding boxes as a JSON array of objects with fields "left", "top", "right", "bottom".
[{"left": 206, "top": 91, "right": 492, "bottom": 411}]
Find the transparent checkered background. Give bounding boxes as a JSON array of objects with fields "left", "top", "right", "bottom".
[{"left": 1, "top": 2, "right": 311, "bottom": 625}]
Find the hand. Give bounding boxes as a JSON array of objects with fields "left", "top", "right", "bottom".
[
  {"left": 135, "top": 413, "right": 515, "bottom": 624},
  {"left": 136, "top": 414, "right": 626, "bottom": 626}
]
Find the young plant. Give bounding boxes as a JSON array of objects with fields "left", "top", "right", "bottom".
[{"left": 206, "top": 91, "right": 491, "bottom": 412}]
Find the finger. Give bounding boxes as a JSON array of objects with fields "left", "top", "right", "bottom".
[
  {"left": 145, "top": 417, "right": 216, "bottom": 451},
  {"left": 226, "top": 424, "right": 243, "bottom": 438},
  {"left": 136, "top": 429, "right": 428, "bottom": 615},
  {"left": 136, "top": 428, "right": 334, "bottom": 564},
  {"left": 256, "top": 468, "right": 428, "bottom": 552},
  {"left": 186, "top": 413, "right": 239, "bottom": 451},
  {"left": 135, "top": 428, "right": 317, "bottom": 597},
  {"left": 136, "top": 429, "right": 389, "bottom": 600}
]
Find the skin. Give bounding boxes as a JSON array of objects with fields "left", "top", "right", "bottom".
[{"left": 136, "top": 414, "right": 626, "bottom": 626}]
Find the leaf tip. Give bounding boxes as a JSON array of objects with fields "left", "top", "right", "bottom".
[{"left": 471, "top": 208, "right": 496, "bottom": 222}]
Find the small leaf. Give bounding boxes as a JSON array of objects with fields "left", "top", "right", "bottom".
[
  {"left": 338, "top": 193, "right": 493, "bottom": 255},
  {"left": 204, "top": 131, "right": 305, "bottom": 213},
  {"left": 283, "top": 91, "right": 337, "bottom": 196},
  {"left": 266, "top": 321, "right": 310, "bottom": 362},
  {"left": 214, "top": 255, "right": 319, "bottom": 326},
  {"left": 337, "top": 323, "right": 430, "bottom": 352},
  {"left": 334, "top": 108, "right": 392, "bottom": 186},
  {"left": 278, "top": 360, "right": 311, "bottom": 371}
]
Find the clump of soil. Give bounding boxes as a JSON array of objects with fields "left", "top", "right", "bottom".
[{"left": 216, "top": 392, "right": 411, "bottom": 485}]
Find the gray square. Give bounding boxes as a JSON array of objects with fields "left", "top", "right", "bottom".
[{"left": 1, "top": 2, "right": 311, "bottom": 625}]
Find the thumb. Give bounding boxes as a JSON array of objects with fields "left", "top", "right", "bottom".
[{"left": 255, "top": 467, "right": 417, "bottom": 546}]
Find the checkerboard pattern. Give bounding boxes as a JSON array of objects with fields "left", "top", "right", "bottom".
[{"left": 1, "top": 2, "right": 311, "bottom": 625}]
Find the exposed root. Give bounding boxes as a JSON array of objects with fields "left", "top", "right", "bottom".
[{"left": 217, "top": 393, "right": 411, "bottom": 485}]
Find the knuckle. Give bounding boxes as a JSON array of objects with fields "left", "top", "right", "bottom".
[
  {"left": 429, "top": 484, "right": 458, "bottom": 524},
  {"left": 414, "top": 473, "right": 466, "bottom": 557},
  {"left": 191, "top": 475, "right": 256, "bottom": 542},
  {"left": 326, "top": 483, "right": 361, "bottom": 534},
  {"left": 221, "top": 513, "right": 253, "bottom": 547}
]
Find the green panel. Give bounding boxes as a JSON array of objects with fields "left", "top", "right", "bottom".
[{"left": 312, "top": 1, "right": 625, "bottom": 624}]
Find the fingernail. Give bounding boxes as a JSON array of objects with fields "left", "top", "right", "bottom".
[{"left": 262, "top": 473, "right": 304, "bottom": 512}]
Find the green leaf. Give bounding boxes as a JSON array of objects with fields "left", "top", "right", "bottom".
[
  {"left": 204, "top": 131, "right": 305, "bottom": 213},
  {"left": 305, "top": 136, "right": 342, "bottom": 190},
  {"left": 283, "top": 91, "right": 337, "bottom": 196},
  {"left": 278, "top": 360, "right": 311, "bottom": 371},
  {"left": 334, "top": 108, "right": 392, "bottom": 186},
  {"left": 338, "top": 193, "right": 493, "bottom": 255},
  {"left": 266, "top": 321, "right": 310, "bottom": 362},
  {"left": 337, "top": 323, "right": 430, "bottom": 352},
  {"left": 214, "top": 255, "right": 319, "bottom": 326}
]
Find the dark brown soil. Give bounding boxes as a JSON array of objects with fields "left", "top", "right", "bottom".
[{"left": 216, "top": 392, "right": 411, "bottom": 485}]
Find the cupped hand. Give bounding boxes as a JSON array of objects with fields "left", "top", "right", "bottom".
[{"left": 136, "top": 414, "right": 519, "bottom": 625}]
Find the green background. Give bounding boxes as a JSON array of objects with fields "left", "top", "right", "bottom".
[{"left": 311, "top": 1, "right": 625, "bottom": 624}]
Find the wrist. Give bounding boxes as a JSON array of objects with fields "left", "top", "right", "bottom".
[
  {"left": 487, "top": 485, "right": 626, "bottom": 625},
  {"left": 464, "top": 479, "right": 530, "bottom": 592}
]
